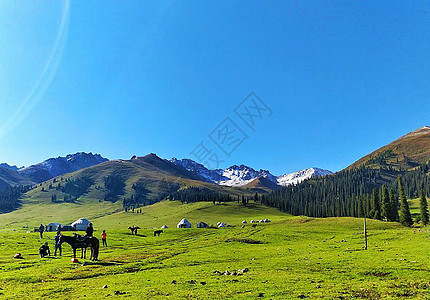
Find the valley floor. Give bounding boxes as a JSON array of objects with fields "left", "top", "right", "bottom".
[{"left": 0, "top": 201, "right": 429, "bottom": 299}]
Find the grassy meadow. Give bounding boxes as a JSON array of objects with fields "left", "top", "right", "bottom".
[{"left": 0, "top": 200, "right": 430, "bottom": 299}]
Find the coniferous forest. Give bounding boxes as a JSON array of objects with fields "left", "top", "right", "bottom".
[{"left": 261, "top": 163, "right": 430, "bottom": 224}]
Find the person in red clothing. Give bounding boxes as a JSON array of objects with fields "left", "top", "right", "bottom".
[{"left": 101, "top": 230, "right": 107, "bottom": 247}]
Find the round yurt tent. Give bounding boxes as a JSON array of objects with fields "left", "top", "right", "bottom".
[
  {"left": 197, "top": 221, "right": 208, "bottom": 228},
  {"left": 177, "top": 218, "right": 192, "bottom": 228},
  {"left": 71, "top": 218, "right": 92, "bottom": 231},
  {"left": 161, "top": 225, "right": 168, "bottom": 229},
  {"left": 46, "top": 222, "right": 62, "bottom": 232}
]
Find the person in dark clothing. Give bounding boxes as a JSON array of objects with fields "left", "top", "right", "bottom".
[
  {"left": 101, "top": 230, "right": 107, "bottom": 246},
  {"left": 39, "top": 242, "right": 50, "bottom": 258},
  {"left": 39, "top": 224, "right": 44, "bottom": 238},
  {"left": 54, "top": 231, "right": 62, "bottom": 256},
  {"left": 86, "top": 223, "right": 93, "bottom": 237}
]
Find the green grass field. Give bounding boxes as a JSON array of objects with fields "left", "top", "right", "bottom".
[{"left": 1, "top": 200, "right": 430, "bottom": 299}]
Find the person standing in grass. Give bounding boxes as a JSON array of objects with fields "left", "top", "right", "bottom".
[
  {"left": 39, "top": 224, "right": 44, "bottom": 238},
  {"left": 54, "top": 231, "right": 62, "bottom": 256},
  {"left": 101, "top": 230, "right": 107, "bottom": 246}
]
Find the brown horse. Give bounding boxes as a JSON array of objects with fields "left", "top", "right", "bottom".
[
  {"left": 59, "top": 234, "right": 99, "bottom": 260},
  {"left": 128, "top": 226, "right": 140, "bottom": 235}
]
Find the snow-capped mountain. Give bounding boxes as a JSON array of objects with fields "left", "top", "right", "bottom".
[
  {"left": 277, "top": 167, "right": 333, "bottom": 186},
  {"left": 19, "top": 152, "right": 108, "bottom": 183},
  {"left": 171, "top": 158, "right": 331, "bottom": 187}
]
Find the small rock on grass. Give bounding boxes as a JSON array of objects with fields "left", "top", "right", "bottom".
[
  {"left": 102, "top": 285, "right": 108, "bottom": 289},
  {"left": 257, "top": 292, "right": 265, "bottom": 297},
  {"left": 200, "top": 282, "right": 206, "bottom": 285},
  {"left": 114, "top": 291, "right": 126, "bottom": 295},
  {"left": 171, "top": 280, "right": 177, "bottom": 284},
  {"left": 187, "top": 280, "right": 196, "bottom": 284}
]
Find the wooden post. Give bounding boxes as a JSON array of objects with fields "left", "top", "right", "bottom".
[{"left": 364, "top": 217, "right": 367, "bottom": 250}]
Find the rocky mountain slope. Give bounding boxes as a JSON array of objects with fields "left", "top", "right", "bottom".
[
  {"left": 18, "top": 152, "right": 108, "bottom": 183},
  {"left": 171, "top": 158, "right": 332, "bottom": 187}
]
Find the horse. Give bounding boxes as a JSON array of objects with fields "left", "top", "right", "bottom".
[
  {"left": 128, "top": 226, "right": 140, "bottom": 235},
  {"left": 153, "top": 230, "right": 163, "bottom": 237},
  {"left": 59, "top": 234, "right": 99, "bottom": 261}
]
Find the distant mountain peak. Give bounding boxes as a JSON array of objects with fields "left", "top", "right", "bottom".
[
  {"left": 19, "top": 152, "right": 108, "bottom": 183},
  {"left": 277, "top": 167, "right": 332, "bottom": 186},
  {"left": 171, "top": 157, "right": 331, "bottom": 188},
  {"left": 0, "top": 163, "right": 19, "bottom": 171}
]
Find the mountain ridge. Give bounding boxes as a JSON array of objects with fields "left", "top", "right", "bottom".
[{"left": 171, "top": 158, "right": 332, "bottom": 187}]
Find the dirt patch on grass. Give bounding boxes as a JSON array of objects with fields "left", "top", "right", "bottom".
[
  {"left": 225, "top": 238, "right": 265, "bottom": 244},
  {"left": 362, "top": 270, "right": 392, "bottom": 277}
]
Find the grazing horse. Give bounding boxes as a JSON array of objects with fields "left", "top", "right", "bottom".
[
  {"left": 59, "top": 234, "right": 99, "bottom": 261},
  {"left": 153, "top": 230, "right": 163, "bottom": 237},
  {"left": 128, "top": 226, "right": 140, "bottom": 235}
]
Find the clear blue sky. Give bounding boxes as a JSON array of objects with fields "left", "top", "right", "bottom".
[{"left": 0, "top": 1, "right": 429, "bottom": 175}]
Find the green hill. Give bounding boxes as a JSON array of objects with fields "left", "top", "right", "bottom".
[
  {"left": 348, "top": 126, "right": 430, "bottom": 171},
  {"left": 1, "top": 154, "right": 251, "bottom": 225}
]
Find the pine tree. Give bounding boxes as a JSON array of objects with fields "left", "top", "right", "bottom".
[
  {"left": 398, "top": 176, "right": 413, "bottom": 227},
  {"left": 380, "top": 184, "right": 389, "bottom": 221},
  {"left": 419, "top": 189, "right": 429, "bottom": 226},
  {"left": 388, "top": 188, "right": 399, "bottom": 222},
  {"left": 370, "top": 188, "right": 381, "bottom": 220}
]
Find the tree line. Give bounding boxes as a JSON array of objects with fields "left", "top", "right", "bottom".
[
  {"left": 0, "top": 185, "right": 31, "bottom": 212},
  {"left": 262, "top": 164, "right": 430, "bottom": 227}
]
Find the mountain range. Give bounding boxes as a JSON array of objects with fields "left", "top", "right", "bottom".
[
  {"left": 0, "top": 152, "right": 331, "bottom": 191},
  {"left": 170, "top": 158, "right": 332, "bottom": 187},
  {"left": 2, "top": 126, "right": 430, "bottom": 215},
  {"left": 0, "top": 152, "right": 108, "bottom": 188}
]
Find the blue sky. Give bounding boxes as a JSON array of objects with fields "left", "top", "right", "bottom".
[{"left": 0, "top": 1, "right": 429, "bottom": 175}]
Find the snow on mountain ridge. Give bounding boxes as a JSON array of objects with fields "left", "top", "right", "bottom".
[
  {"left": 171, "top": 158, "right": 331, "bottom": 187},
  {"left": 277, "top": 167, "right": 332, "bottom": 186}
]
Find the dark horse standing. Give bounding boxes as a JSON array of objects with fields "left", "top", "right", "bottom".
[{"left": 59, "top": 234, "right": 100, "bottom": 260}]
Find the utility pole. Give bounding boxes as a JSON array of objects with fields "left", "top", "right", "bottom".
[{"left": 363, "top": 217, "right": 367, "bottom": 250}]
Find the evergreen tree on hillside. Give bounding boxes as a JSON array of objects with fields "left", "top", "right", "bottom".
[
  {"left": 388, "top": 188, "right": 399, "bottom": 222},
  {"left": 370, "top": 188, "right": 381, "bottom": 220},
  {"left": 380, "top": 184, "right": 389, "bottom": 221},
  {"left": 398, "top": 176, "right": 413, "bottom": 227},
  {"left": 420, "top": 189, "right": 429, "bottom": 226}
]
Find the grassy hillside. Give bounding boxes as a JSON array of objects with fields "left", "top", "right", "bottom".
[
  {"left": 13, "top": 154, "right": 248, "bottom": 221},
  {"left": 0, "top": 167, "right": 35, "bottom": 189},
  {"left": 348, "top": 126, "right": 430, "bottom": 171},
  {"left": 1, "top": 201, "right": 430, "bottom": 299}
]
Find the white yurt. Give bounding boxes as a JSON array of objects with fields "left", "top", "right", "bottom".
[
  {"left": 258, "top": 219, "right": 264, "bottom": 223},
  {"left": 161, "top": 225, "right": 168, "bottom": 229},
  {"left": 250, "top": 220, "right": 255, "bottom": 223},
  {"left": 71, "top": 218, "right": 92, "bottom": 231},
  {"left": 177, "top": 218, "right": 192, "bottom": 228},
  {"left": 264, "top": 218, "right": 271, "bottom": 223},
  {"left": 217, "top": 222, "right": 226, "bottom": 228},
  {"left": 242, "top": 220, "right": 247, "bottom": 224},
  {"left": 46, "top": 222, "right": 62, "bottom": 232}
]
